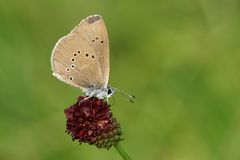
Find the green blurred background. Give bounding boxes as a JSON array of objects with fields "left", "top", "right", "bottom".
[{"left": 1, "top": 0, "right": 240, "bottom": 160}]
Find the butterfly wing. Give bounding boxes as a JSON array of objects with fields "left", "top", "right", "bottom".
[
  {"left": 51, "top": 34, "right": 103, "bottom": 90},
  {"left": 70, "top": 15, "right": 110, "bottom": 88}
]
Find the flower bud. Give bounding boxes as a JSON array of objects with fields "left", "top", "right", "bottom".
[{"left": 64, "top": 96, "right": 123, "bottom": 149}]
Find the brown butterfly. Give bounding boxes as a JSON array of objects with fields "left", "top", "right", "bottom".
[{"left": 51, "top": 15, "right": 134, "bottom": 102}]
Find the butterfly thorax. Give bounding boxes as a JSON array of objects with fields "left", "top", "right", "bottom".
[{"left": 84, "top": 86, "right": 115, "bottom": 99}]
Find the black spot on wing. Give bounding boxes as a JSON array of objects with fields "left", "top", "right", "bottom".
[{"left": 87, "top": 15, "right": 101, "bottom": 24}]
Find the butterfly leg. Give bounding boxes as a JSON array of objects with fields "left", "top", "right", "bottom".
[{"left": 78, "top": 96, "right": 91, "bottom": 105}]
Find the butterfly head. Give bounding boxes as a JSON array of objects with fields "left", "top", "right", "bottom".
[
  {"left": 84, "top": 85, "right": 115, "bottom": 99},
  {"left": 106, "top": 86, "right": 115, "bottom": 98}
]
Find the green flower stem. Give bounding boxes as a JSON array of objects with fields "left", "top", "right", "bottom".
[{"left": 114, "top": 143, "right": 132, "bottom": 160}]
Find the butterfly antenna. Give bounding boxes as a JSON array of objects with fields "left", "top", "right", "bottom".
[{"left": 112, "top": 87, "right": 135, "bottom": 103}]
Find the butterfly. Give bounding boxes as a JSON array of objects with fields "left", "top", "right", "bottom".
[{"left": 51, "top": 15, "right": 134, "bottom": 102}]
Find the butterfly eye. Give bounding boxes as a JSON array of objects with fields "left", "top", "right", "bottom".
[
  {"left": 77, "top": 50, "right": 80, "bottom": 53},
  {"left": 71, "top": 64, "right": 75, "bottom": 68},
  {"left": 107, "top": 88, "right": 112, "bottom": 95},
  {"left": 101, "top": 40, "right": 103, "bottom": 43},
  {"left": 85, "top": 53, "right": 89, "bottom": 57},
  {"left": 66, "top": 68, "right": 70, "bottom": 72},
  {"left": 69, "top": 77, "right": 73, "bottom": 80},
  {"left": 71, "top": 58, "right": 75, "bottom": 62},
  {"left": 91, "top": 55, "right": 95, "bottom": 59},
  {"left": 73, "top": 53, "right": 77, "bottom": 56}
]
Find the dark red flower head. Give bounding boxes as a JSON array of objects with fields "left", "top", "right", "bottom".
[{"left": 64, "top": 96, "right": 123, "bottom": 149}]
